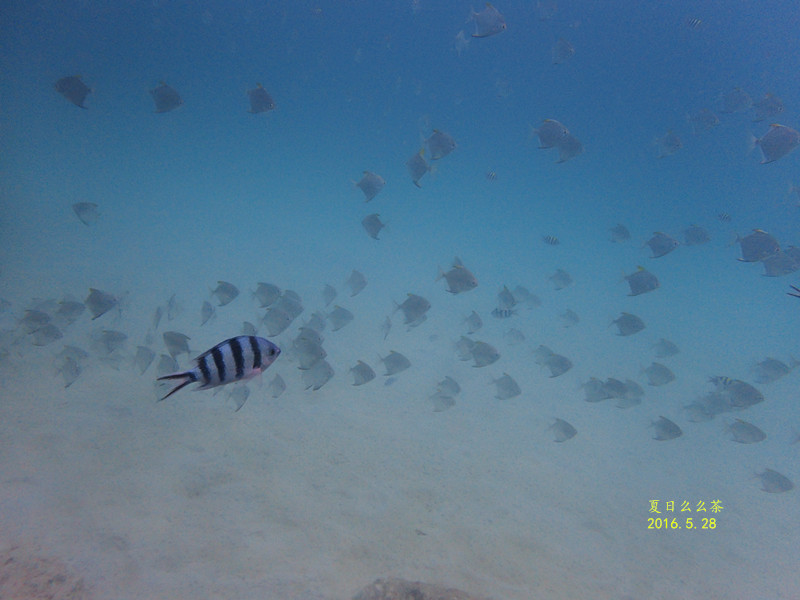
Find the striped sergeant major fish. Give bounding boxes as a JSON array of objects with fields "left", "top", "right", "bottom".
[{"left": 157, "top": 336, "right": 280, "bottom": 400}]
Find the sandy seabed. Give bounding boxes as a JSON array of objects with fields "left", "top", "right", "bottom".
[{"left": 1, "top": 284, "right": 798, "bottom": 600}]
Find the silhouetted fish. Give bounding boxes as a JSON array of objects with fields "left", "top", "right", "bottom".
[
  {"left": 688, "top": 108, "right": 719, "bottom": 134},
  {"left": 752, "top": 124, "right": 800, "bottom": 163},
  {"left": 533, "top": 119, "right": 568, "bottom": 148},
  {"left": 31, "top": 324, "right": 62, "bottom": 346},
  {"left": 380, "top": 350, "right": 411, "bottom": 375},
  {"left": 437, "top": 257, "right": 478, "bottom": 294},
  {"left": 549, "top": 268, "right": 572, "bottom": 290},
  {"left": 72, "top": 202, "right": 99, "bottom": 225},
  {"left": 211, "top": 281, "right": 240, "bottom": 306},
  {"left": 644, "top": 362, "right": 675, "bottom": 386},
  {"left": 644, "top": 232, "right": 679, "bottom": 258},
  {"left": 550, "top": 418, "right": 577, "bottom": 442},
  {"left": 720, "top": 87, "right": 752, "bottom": 114},
  {"left": 200, "top": 301, "right": 215, "bottom": 326},
  {"left": 394, "top": 293, "right": 430, "bottom": 326},
  {"left": 610, "top": 223, "right": 631, "bottom": 243},
  {"left": 752, "top": 357, "right": 795, "bottom": 383},
  {"left": 328, "top": 305, "right": 354, "bottom": 331},
  {"left": 136, "top": 345, "right": 156, "bottom": 375},
  {"left": 350, "top": 360, "right": 376, "bottom": 386},
  {"left": 406, "top": 149, "right": 430, "bottom": 188},
  {"left": 322, "top": 284, "right": 337, "bottom": 307},
  {"left": 612, "top": 312, "right": 645, "bottom": 336},
  {"left": 268, "top": 374, "right": 286, "bottom": 398},
  {"left": 253, "top": 282, "right": 281, "bottom": 308},
  {"left": 228, "top": 384, "right": 250, "bottom": 412},
  {"left": 559, "top": 309, "right": 579, "bottom": 327},
  {"left": 355, "top": 171, "right": 386, "bottom": 202},
  {"left": 582, "top": 378, "right": 610, "bottom": 402},
  {"left": 470, "top": 3, "right": 506, "bottom": 37},
  {"left": 85, "top": 288, "right": 118, "bottom": 320},
  {"left": 438, "top": 376, "right": 461, "bottom": 397},
  {"left": 617, "top": 379, "right": 645, "bottom": 408},
  {"left": 427, "top": 130, "right": 456, "bottom": 159},
  {"left": 362, "top": 213, "right": 386, "bottom": 239},
  {"left": 455, "top": 335, "right": 475, "bottom": 360},
  {"left": 156, "top": 354, "right": 179, "bottom": 377},
  {"left": 346, "top": 270, "right": 367, "bottom": 297},
  {"left": 556, "top": 133, "right": 583, "bottom": 163},
  {"left": 55, "top": 75, "right": 91, "bottom": 108},
  {"left": 656, "top": 131, "right": 682, "bottom": 158},
  {"left": 762, "top": 248, "right": 800, "bottom": 276},
  {"left": 737, "top": 229, "right": 779, "bottom": 262},
  {"left": 58, "top": 355, "right": 82, "bottom": 388},
  {"left": 533, "top": 345, "right": 572, "bottom": 377},
  {"left": 301, "top": 358, "right": 333, "bottom": 390},
  {"left": 727, "top": 419, "right": 766, "bottom": 444},
  {"left": 491, "top": 373, "right": 520, "bottom": 399},
  {"left": 683, "top": 225, "right": 710, "bottom": 245},
  {"left": 624, "top": 267, "right": 659, "bottom": 296},
  {"left": 273, "top": 289, "right": 302, "bottom": 318},
  {"left": 752, "top": 93, "right": 784, "bottom": 122},
  {"left": 55, "top": 298, "right": 86, "bottom": 325},
  {"left": 651, "top": 416, "right": 682, "bottom": 440},
  {"left": 163, "top": 331, "right": 191, "bottom": 358},
  {"left": 710, "top": 376, "right": 764, "bottom": 408},
  {"left": 653, "top": 338, "right": 679, "bottom": 358},
  {"left": 91, "top": 329, "right": 127, "bottom": 355},
  {"left": 430, "top": 391, "right": 456, "bottom": 412},
  {"left": 551, "top": 37, "right": 574, "bottom": 64},
  {"left": 470, "top": 341, "right": 500, "bottom": 367},
  {"left": 150, "top": 82, "right": 183, "bottom": 113},
  {"left": 262, "top": 307, "right": 292, "bottom": 336},
  {"left": 292, "top": 337, "right": 326, "bottom": 369},
  {"left": 381, "top": 315, "right": 391, "bottom": 340},
  {"left": 464, "top": 310, "right": 482, "bottom": 334},
  {"left": 756, "top": 468, "right": 793, "bottom": 493},
  {"left": 247, "top": 83, "right": 275, "bottom": 113}
]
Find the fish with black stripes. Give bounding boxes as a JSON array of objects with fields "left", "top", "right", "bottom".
[{"left": 157, "top": 336, "right": 280, "bottom": 400}]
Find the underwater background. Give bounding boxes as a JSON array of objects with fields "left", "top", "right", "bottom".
[{"left": 1, "top": 1, "right": 798, "bottom": 598}]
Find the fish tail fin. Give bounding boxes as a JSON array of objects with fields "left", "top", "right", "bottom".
[
  {"left": 157, "top": 371, "right": 197, "bottom": 401},
  {"left": 747, "top": 132, "right": 759, "bottom": 155}
]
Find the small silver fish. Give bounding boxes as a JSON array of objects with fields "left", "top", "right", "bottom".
[
  {"left": 355, "top": 171, "right": 386, "bottom": 202},
  {"left": 752, "top": 124, "right": 800, "bottom": 164},
  {"left": 150, "top": 81, "right": 183, "bottom": 113},
  {"left": 72, "top": 202, "right": 100, "bottom": 225},
  {"left": 533, "top": 119, "right": 569, "bottom": 148},
  {"left": 470, "top": 2, "right": 507, "bottom": 38},
  {"left": 551, "top": 37, "right": 574, "bottom": 65},
  {"left": 406, "top": 148, "right": 430, "bottom": 188},
  {"left": 247, "top": 83, "right": 275, "bottom": 113},
  {"left": 426, "top": 130, "right": 457, "bottom": 159},
  {"left": 55, "top": 75, "right": 91, "bottom": 108}
]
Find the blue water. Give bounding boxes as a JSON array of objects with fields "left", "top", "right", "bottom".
[{"left": 1, "top": 1, "right": 799, "bottom": 598}]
